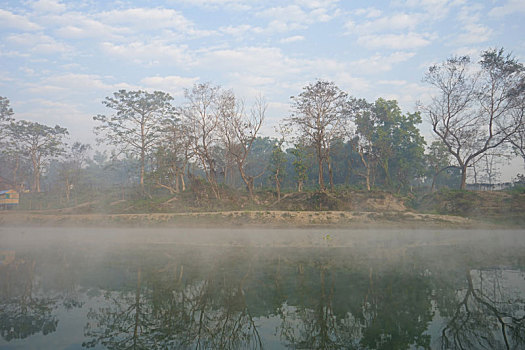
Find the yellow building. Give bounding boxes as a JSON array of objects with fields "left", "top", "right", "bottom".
[{"left": 0, "top": 190, "right": 19, "bottom": 209}]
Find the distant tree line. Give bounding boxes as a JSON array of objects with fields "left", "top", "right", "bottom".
[{"left": 1, "top": 48, "right": 524, "bottom": 202}]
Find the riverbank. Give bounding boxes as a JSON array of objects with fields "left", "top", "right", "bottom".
[{"left": 0, "top": 209, "right": 499, "bottom": 229}]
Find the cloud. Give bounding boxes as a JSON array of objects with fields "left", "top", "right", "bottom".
[
  {"left": 140, "top": 75, "right": 199, "bottom": 95},
  {"left": 357, "top": 32, "right": 433, "bottom": 50},
  {"left": 352, "top": 7, "right": 382, "bottom": 18},
  {"left": 452, "top": 4, "right": 492, "bottom": 45},
  {"left": 23, "top": 74, "right": 136, "bottom": 99},
  {"left": 52, "top": 13, "right": 126, "bottom": 40},
  {"left": 346, "top": 12, "right": 421, "bottom": 34},
  {"left": 101, "top": 41, "right": 192, "bottom": 67},
  {"left": 257, "top": 1, "right": 340, "bottom": 33},
  {"left": 219, "top": 24, "right": 263, "bottom": 37},
  {"left": 5, "top": 33, "right": 72, "bottom": 55},
  {"left": 171, "top": 0, "right": 256, "bottom": 11},
  {"left": 280, "top": 35, "right": 305, "bottom": 43},
  {"left": 489, "top": 0, "right": 525, "bottom": 17},
  {"left": 97, "top": 8, "right": 210, "bottom": 37},
  {"left": 393, "top": 0, "right": 458, "bottom": 19},
  {"left": 31, "top": 0, "right": 66, "bottom": 14},
  {"left": 349, "top": 52, "right": 417, "bottom": 74},
  {"left": 0, "top": 9, "right": 41, "bottom": 31}
]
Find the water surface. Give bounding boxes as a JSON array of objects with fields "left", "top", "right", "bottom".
[{"left": 1, "top": 227, "right": 524, "bottom": 349}]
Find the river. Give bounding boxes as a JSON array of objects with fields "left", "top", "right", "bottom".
[{"left": 1, "top": 227, "right": 524, "bottom": 349}]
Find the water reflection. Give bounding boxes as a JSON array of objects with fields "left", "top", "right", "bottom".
[{"left": 0, "top": 229, "right": 524, "bottom": 349}]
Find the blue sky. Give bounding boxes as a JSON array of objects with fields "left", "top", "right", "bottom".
[{"left": 1, "top": 0, "right": 524, "bottom": 153}]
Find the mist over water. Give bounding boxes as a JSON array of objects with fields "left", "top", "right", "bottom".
[{"left": 1, "top": 227, "right": 524, "bottom": 349}]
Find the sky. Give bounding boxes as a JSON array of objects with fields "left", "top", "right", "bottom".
[{"left": 1, "top": 0, "right": 525, "bottom": 177}]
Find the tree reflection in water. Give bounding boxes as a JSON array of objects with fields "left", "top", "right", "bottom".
[
  {"left": 440, "top": 269, "right": 525, "bottom": 350},
  {"left": 83, "top": 251, "right": 264, "bottom": 349},
  {"left": 1, "top": 238, "right": 525, "bottom": 350},
  {"left": 0, "top": 256, "right": 58, "bottom": 341}
]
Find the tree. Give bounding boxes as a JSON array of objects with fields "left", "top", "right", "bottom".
[
  {"left": 6, "top": 120, "right": 68, "bottom": 192},
  {"left": 425, "top": 140, "right": 453, "bottom": 191},
  {"left": 289, "top": 144, "right": 309, "bottom": 192},
  {"left": 0, "top": 96, "right": 14, "bottom": 133},
  {"left": 152, "top": 115, "right": 191, "bottom": 194},
  {"left": 269, "top": 139, "right": 286, "bottom": 201},
  {"left": 508, "top": 107, "right": 525, "bottom": 166},
  {"left": 58, "top": 142, "right": 91, "bottom": 201},
  {"left": 423, "top": 48, "right": 525, "bottom": 189},
  {"left": 181, "top": 83, "right": 222, "bottom": 199},
  {"left": 93, "top": 90, "right": 176, "bottom": 192},
  {"left": 354, "top": 98, "right": 425, "bottom": 192},
  {"left": 220, "top": 94, "right": 266, "bottom": 200},
  {"left": 288, "top": 80, "right": 350, "bottom": 191}
]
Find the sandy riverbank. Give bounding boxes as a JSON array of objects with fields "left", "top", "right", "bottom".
[{"left": 0, "top": 210, "right": 495, "bottom": 229}]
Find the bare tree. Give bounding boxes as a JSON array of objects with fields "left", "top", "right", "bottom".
[
  {"left": 508, "top": 106, "right": 525, "bottom": 166},
  {"left": 287, "top": 80, "right": 350, "bottom": 191},
  {"left": 181, "top": 83, "right": 222, "bottom": 199},
  {"left": 220, "top": 93, "right": 266, "bottom": 200},
  {"left": 423, "top": 49, "right": 525, "bottom": 189},
  {"left": 153, "top": 115, "right": 192, "bottom": 194}
]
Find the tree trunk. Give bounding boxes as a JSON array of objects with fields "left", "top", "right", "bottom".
[
  {"left": 298, "top": 179, "right": 303, "bottom": 192},
  {"left": 140, "top": 148, "right": 145, "bottom": 193},
  {"left": 460, "top": 165, "right": 468, "bottom": 190},
  {"left": 318, "top": 153, "right": 325, "bottom": 190},
  {"left": 12, "top": 156, "right": 19, "bottom": 190},
  {"left": 431, "top": 173, "right": 437, "bottom": 192},
  {"left": 180, "top": 173, "right": 186, "bottom": 191},
  {"left": 328, "top": 160, "right": 334, "bottom": 192},
  {"left": 275, "top": 171, "right": 281, "bottom": 201}
]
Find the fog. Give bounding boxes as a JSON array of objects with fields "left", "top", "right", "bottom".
[{"left": 1, "top": 226, "right": 525, "bottom": 349}]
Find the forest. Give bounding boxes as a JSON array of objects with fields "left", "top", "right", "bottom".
[{"left": 1, "top": 48, "right": 524, "bottom": 208}]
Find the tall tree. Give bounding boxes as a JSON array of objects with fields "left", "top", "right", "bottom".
[
  {"left": 58, "top": 142, "right": 91, "bottom": 201},
  {"left": 93, "top": 90, "right": 176, "bottom": 192},
  {"left": 6, "top": 121, "right": 68, "bottom": 192},
  {"left": 268, "top": 139, "right": 286, "bottom": 201},
  {"left": 289, "top": 144, "right": 309, "bottom": 192},
  {"left": 423, "top": 48, "right": 525, "bottom": 189},
  {"left": 181, "top": 83, "right": 222, "bottom": 199},
  {"left": 220, "top": 93, "right": 266, "bottom": 200},
  {"left": 425, "top": 140, "right": 453, "bottom": 191},
  {"left": 0, "top": 96, "right": 14, "bottom": 130},
  {"left": 152, "top": 116, "right": 191, "bottom": 194},
  {"left": 288, "top": 80, "right": 350, "bottom": 191}
]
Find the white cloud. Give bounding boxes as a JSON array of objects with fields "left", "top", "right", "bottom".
[
  {"left": 257, "top": 1, "right": 340, "bottom": 33},
  {"left": 98, "top": 8, "right": 206, "bottom": 37},
  {"left": 5, "top": 33, "right": 71, "bottom": 55},
  {"left": 140, "top": 75, "right": 199, "bottom": 95},
  {"left": 349, "top": 52, "right": 416, "bottom": 74},
  {"left": 452, "top": 4, "right": 492, "bottom": 45},
  {"left": 346, "top": 13, "right": 421, "bottom": 34},
  {"left": 101, "top": 41, "right": 192, "bottom": 67},
  {"left": 280, "top": 35, "right": 305, "bottom": 43},
  {"left": 171, "top": 0, "right": 257, "bottom": 11},
  {"left": 357, "top": 32, "right": 433, "bottom": 50},
  {"left": 393, "top": 0, "right": 457, "bottom": 19},
  {"left": 31, "top": 0, "right": 66, "bottom": 14},
  {"left": 0, "top": 9, "right": 41, "bottom": 31},
  {"left": 52, "top": 13, "right": 126, "bottom": 40},
  {"left": 219, "top": 24, "right": 263, "bottom": 37},
  {"left": 352, "top": 7, "right": 382, "bottom": 18},
  {"left": 489, "top": 0, "right": 525, "bottom": 17}
]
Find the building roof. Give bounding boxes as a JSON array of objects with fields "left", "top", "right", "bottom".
[{"left": 0, "top": 190, "right": 17, "bottom": 195}]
